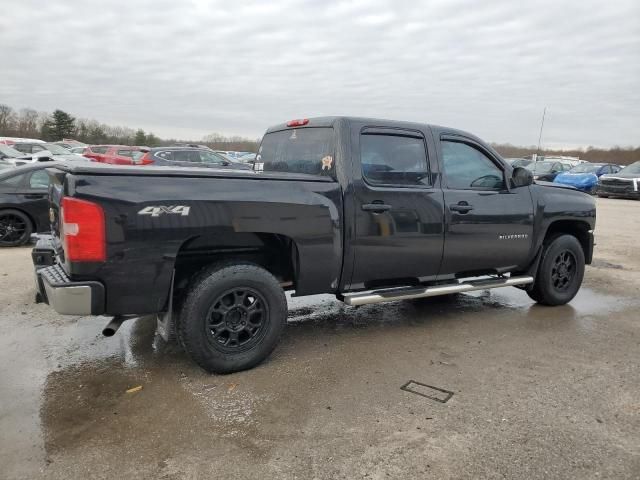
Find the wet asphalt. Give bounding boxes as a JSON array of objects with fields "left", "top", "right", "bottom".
[{"left": 0, "top": 198, "right": 639, "bottom": 480}]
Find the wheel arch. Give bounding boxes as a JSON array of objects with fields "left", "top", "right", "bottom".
[
  {"left": 542, "top": 219, "right": 593, "bottom": 264},
  {"left": 171, "top": 231, "right": 299, "bottom": 297}
]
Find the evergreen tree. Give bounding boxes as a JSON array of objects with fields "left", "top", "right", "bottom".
[
  {"left": 43, "top": 109, "right": 76, "bottom": 140},
  {"left": 134, "top": 129, "right": 147, "bottom": 145}
]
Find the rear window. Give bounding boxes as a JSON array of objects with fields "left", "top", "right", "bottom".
[
  {"left": 257, "top": 127, "right": 335, "bottom": 177},
  {"left": 117, "top": 149, "right": 144, "bottom": 161}
]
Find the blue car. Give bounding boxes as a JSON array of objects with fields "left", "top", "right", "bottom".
[{"left": 554, "top": 163, "right": 622, "bottom": 193}]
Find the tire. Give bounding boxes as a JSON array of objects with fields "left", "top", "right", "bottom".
[
  {"left": 527, "top": 234, "right": 585, "bottom": 306},
  {"left": 179, "top": 262, "right": 287, "bottom": 374},
  {"left": 0, "top": 209, "right": 33, "bottom": 247},
  {"left": 596, "top": 194, "right": 608, "bottom": 198}
]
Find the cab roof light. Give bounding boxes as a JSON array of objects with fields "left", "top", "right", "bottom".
[{"left": 286, "top": 119, "right": 309, "bottom": 127}]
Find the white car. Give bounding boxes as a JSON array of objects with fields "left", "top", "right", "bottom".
[{"left": 7, "top": 142, "right": 89, "bottom": 165}]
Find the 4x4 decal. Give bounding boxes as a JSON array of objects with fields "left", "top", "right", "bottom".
[{"left": 138, "top": 205, "right": 190, "bottom": 217}]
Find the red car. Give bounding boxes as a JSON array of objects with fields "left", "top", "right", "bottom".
[{"left": 83, "top": 145, "right": 151, "bottom": 165}]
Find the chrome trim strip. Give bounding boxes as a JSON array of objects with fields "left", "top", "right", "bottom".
[{"left": 343, "top": 276, "right": 534, "bottom": 306}]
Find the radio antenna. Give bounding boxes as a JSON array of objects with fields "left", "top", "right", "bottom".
[{"left": 536, "top": 107, "right": 547, "bottom": 157}]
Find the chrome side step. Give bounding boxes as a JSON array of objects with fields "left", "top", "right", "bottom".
[{"left": 342, "top": 275, "right": 534, "bottom": 306}]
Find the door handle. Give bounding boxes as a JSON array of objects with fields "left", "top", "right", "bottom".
[
  {"left": 449, "top": 202, "right": 474, "bottom": 213},
  {"left": 362, "top": 203, "right": 392, "bottom": 213},
  {"left": 24, "top": 194, "right": 46, "bottom": 199}
]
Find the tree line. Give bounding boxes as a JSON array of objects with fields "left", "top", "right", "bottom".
[{"left": 1, "top": 104, "right": 637, "bottom": 163}]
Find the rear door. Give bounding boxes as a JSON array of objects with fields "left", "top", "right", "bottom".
[
  {"left": 348, "top": 124, "right": 445, "bottom": 290},
  {"left": 437, "top": 134, "right": 534, "bottom": 277}
]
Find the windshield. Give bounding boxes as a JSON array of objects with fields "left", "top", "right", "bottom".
[
  {"left": 531, "top": 161, "right": 556, "bottom": 173},
  {"left": 43, "top": 143, "right": 72, "bottom": 155},
  {"left": 0, "top": 145, "right": 24, "bottom": 157},
  {"left": 619, "top": 162, "right": 640, "bottom": 175},
  {"left": 257, "top": 127, "right": 335, "bottom": 176},
  {"left": 570, "top": 163, "right": 603, "bottom": 173}
]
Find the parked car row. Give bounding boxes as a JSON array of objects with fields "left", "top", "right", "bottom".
[
  {"left": 0, "top": 137, "right": 259, "bottom": 171},
  {"left": 507, "top": 157, "right": 633, "bottom": 194}
]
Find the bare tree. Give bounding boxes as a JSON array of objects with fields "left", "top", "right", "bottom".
[
  {"left": 0, "top": 104, "right": 16, "bottom": 135},
  {"left": 15, "top": 108, "right": 40, "bottom": 138}
]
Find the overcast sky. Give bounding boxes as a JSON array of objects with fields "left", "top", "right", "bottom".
[{"left": 1, "top": 0, "right": 638, "bottom": 148}]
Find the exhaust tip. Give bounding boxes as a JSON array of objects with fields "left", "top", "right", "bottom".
[{"left": 102, "top": 327, "right": 116, "bottom": 337}]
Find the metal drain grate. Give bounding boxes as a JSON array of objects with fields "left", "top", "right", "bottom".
[{"left": 401, "top": 380, "right": 454, "bottom": 403}]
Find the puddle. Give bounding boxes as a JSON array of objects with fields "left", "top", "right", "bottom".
[
  {"left": 286, "top": 287, "right": 635, "bottom": 332},
  {"left": 471, "top": 286, "right": 636, "bottom": 316}
]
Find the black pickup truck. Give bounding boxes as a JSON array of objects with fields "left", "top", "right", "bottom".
[{"left": 32, "top": 117, "right": 596, "bottom": 373}]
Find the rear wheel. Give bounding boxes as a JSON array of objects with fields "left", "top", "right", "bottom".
[
  {"left": 179, "top": 262, "right": 287, "bottom": 373},
  {"left": 527, "top": 234, "right": 585, "bottom": 306},
  {"left": 0, "top": 209, "right": 32, "bottom": 247}
]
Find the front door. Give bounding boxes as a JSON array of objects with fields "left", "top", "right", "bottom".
[
  {"left": 437, "top": 135, "right": 534, "bottom": 277},
  {"left": 348, "top": 126, "right": 445, "bottom": 290}
]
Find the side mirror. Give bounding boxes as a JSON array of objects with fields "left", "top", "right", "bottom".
[{"left": 511, "top": 167, "right": 533, "bottom": 187}]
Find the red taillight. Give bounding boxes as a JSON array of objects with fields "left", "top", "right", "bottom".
[
  {"left": 286, "top": 118, "right": 309, "bottom": 127},
  {"left": 137, "top": 152, "right": 153, "bottom": 165},
  {"left": 61, "top": 197, "right": 106, "bottom": 262}
]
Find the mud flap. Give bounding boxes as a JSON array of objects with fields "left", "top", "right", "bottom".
[{"left": 156, "top": 271, "right": 175, "bottom": 342}]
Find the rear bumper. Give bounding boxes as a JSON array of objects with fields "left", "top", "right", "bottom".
[{"left": 32, "top": 236, "right": 105, "bottom": 315}]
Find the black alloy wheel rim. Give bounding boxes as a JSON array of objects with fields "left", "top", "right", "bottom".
[
  {"left": 205, "top": 287, "right": 269, "bottom": 352},
  {"left": 551, "top": 250, "right": 576, "bottom": 291},
  {"left": 0, "top": 213, "right": 27, "bottom": 245}
]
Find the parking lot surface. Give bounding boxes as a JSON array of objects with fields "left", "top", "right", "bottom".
[{"left": 1, "top": 198, "right": 639, "bottom": 480}]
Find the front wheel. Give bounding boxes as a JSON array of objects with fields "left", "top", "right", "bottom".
[
  {"left": 179, "top": 262, "right": 287, "bottom": 374},
  {"left": 527, "top": 235, "right": 585, "bottom": 306}
]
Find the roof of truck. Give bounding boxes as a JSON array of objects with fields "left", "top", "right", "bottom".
[{"left": 264, "top": 116, "right": 478, "bottom": 140}]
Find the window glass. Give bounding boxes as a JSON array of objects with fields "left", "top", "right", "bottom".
[
  {"left": 90, "top": 146, "right": 109, "bottom": 154},
  {"left": 442, "top": 141, "right": 504, "bottom": 190},
  {"left": 13, "top": 144, "right": 31, "bottom": 153},
  {"left": 360, "top": 133, "right": 429, "bottom": 186},
  {"left": 32, "top": 145, "right": 46, "bottom": 153},
  {"left": 42, "top": 144, "right": 70, "bottom": 154},
  {"left": 258, "top": 127, "right": 335, "bottom": 176},
  {"left": 200, "top": 151, "right": 226, "bottom": 164},
  {"left": 117, "top": 149, "right": 134, "bottom": 157},
  {"left": 172, "top": 150, "right": 201, "bottom": 162},
  {"left": 172, "top": 151, "right": 189, "bottom": 162},
  {"left": 29, "top": 170, "right": 49, "bottom": 188},
  {"left": 155, "top": 151, "right": 173, "bottom": 160},
  {"left": 0, "top": 173, "right": 27, "bottom": 186}
]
